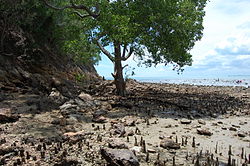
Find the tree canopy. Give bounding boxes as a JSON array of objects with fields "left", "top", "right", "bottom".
[
  {"left": 43, "top": 0, "right": 208, "bottom": 95},
  {"left": 93, "top": 0, "right": 207, "bottom": 67}
]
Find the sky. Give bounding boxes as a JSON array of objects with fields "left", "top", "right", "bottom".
[{"left": 95, "top": 0, "right": 250, "bottom": 79}]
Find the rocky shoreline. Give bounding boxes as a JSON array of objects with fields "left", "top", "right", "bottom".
[{"left": 0, "top": 80, "right": 250, "bottom": 165}]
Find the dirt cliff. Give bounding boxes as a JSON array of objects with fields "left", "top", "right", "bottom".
[{"left": 0, "top": 25, "right": 100, "bottom": 99}]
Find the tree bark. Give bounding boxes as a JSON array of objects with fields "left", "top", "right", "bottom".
[{"left": 113, "top": 41, "right": 126, "bottom": 96}]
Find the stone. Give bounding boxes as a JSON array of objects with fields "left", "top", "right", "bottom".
[
  {"left": 232, "top": 124, "right": 240, "bottom": 128},
  {"left": 147, "top": 148, "right": 157, "bottom": 153},
  {"left": 238, "top": 132, "right": 246, "bottom": 137},
  {"left": 198, "top": 120, "right": 206, "bottom": 125},
  {"left": 125, "top": 129, "right": 134, "bottom": 136},
  {"left": 63, "top": 130, "right": 85, "bottom": 137},
  {"left": 165, "top": 124, "right": 172, "bottom": 128},
  {"left": 66, "top": 115, "right": 79, "bottom": 125},
  {"left": 197, "top": 128, "right": 213, "bottom": 136},
  {"left": 160, "top": 139, "right": 180, "bottom": 149},
  {"left": 180, "top": 119, "right": 192, "bottom": 124},
  {"left": 101, "top": 148, "right": 139, "bottom": 166},
  {"left": 130, "top": 146, "right": 142, "bottom": 154},
  {"left": 108, "top": 139, "right": 129, "bottom": 149},
  {"left": 59, "top": 102, "right": 77, "bottom": 111},
  {"left": 92, "top": 116, "right": 107, "bottom": 123},
  {"left": 92, "top": 109, "right": 108, "bottom": 118},
  {"left": 229, "top": 127, "right": 237, "bottom": 131},
  {"left": 0, "top": 108, "right": 19, "bottom": 124},
  {"left": 78, "top": 92, "right": 93, "bottom": 101},
  {"left": 125, "top": 119, "right": 136, "bottom": 127},
  {"left": 110, "top": 119, "right": 120, "bottom": 124},
  {"left": 0, "top": 146, "right": 16, "bottom": 155},
  {"left": 113, "top": 123, "right": 126, "bottom": 136},
  {"left": 51, "top": 119, "right": 60, "bottom": 125},
  {"left": 48, "top": 88, "right": 67, "bottom": 105},
  {"left": 211, "top": 113, "right": 218, "bottom": 118}
]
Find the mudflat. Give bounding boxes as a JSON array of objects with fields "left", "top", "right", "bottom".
[{"left": 0, "top": 80, "right": 249, "bottom": 165}]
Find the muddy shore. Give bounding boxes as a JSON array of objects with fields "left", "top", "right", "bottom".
[{"left": 0, "top": 80, "right": 250, "bottom": 165}]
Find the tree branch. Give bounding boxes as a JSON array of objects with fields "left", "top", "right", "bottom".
[
  {"left": 122, "top": 64, "right": 128, "bottom": 70},
  {"left": 122, "top": 47, "right": 134, "bottom": 61},
  {"left": 41, "top": 0, "right": 100, "bottom": 18},
  {"left": 122, "top": 44, "right": 127, "bottom": 59},
  {"left": 73, "top": 11, "right": 92, "bottom": 19},
  {"left": 96, "top": 40, "right": 114, "bottom": 62}
]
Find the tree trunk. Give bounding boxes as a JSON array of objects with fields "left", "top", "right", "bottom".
[{"left": 113, "top": 41, "right": 126, "bottom": 96}]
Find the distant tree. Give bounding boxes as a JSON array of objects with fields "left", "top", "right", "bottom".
[{"left": 42, "top": 0, "right": 208, "bottom": 96}]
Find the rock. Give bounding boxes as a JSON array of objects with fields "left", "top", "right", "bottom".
[
  {"left": 147, "top": 148, "right": 157, "bottom": 153},
  {"left": 239, "top": 122, "right": 245, "bottom": 125},
  {"left": 59, "top": 102, "right": 77, "bottom": 112},
  {"left": 101, "top": 148, "right": 139, "bottom": 166},
  {"left": 165, "top": 124, "right": 172, "bottom": 128},
  {"left": 48, "top": 88, "right": 67, "bottom": 105},
  {"left": 100, "top": 102, "right": 112, "bottom": 110},
  {"left": 198, "top": 120, "right": 206, "bottom": 125},
  {"left": 125, "top": 118, "right": 136, "bottom": 126},
  {"left": 125, "top": 129, "right": 134, "bottom": 136},
  {"left": 66, "top": 115, "right": 79, "bottom": 125},
  {"left": 229, "top": 127, "right": 237, "bottom": 131},
  {"left": 54, "top": 159, "right": 79, "bottom": 166},
  {"left": 63, "top": 130, "right": 85, "bottom": 137},
  {"left": 0, "top": 108, "right": 19, "bottom": 124},
  {"left": 78, "top": 92, "right": 93, "bottom": 101},
  {"left": 180, "top": 119, "right": 192, "bottom": 124},
  {"left": 51, "top": 76, "right": 63, "bottom": 87},
  {"left": 92, "top": 116, "right": 107, "bottom": 123},
  {"left": 108, "top": 139, "right": 129, "bottom": 149},
  {"left": 59, "top": 118, "right": 67, "bottom": 126},
  {"left": 110, "top": 119, "right": 120, "bottom": 124},
  {"left": 74, "top": 98, "right": 91, "bottom": 108},
  {"left": 187, "top": 114, "right": 194, "bottom": 120},
  {"left": 160, "top": 139, "right": 180, "bottom": 149},
  {"left": 238, "top": 132, "right": 246, "bottom": 137},
  {"left": 92, "top": 109, "right": 108, "bottom": 118},
  {"left": 0, "top": 92, "right": 5, "bottom": 102},
  {"left": 113, "top": 123, "right": 126, "bottom": 136},
  {"left": 197, "top": 128, "right": 213, "bottom": 136},
  {"left": 51, "top": 119, "right": 60, "bottom": 125},
  {"left": 211, "top": 113, "right": 218, "bottom": 118},
  {"left": 130, "top": 146, "right": 142, "bottom": 153},
  {"left": 0, "top": 146, "right": 16, "bottom": 155},
  {"left": 232, "top": 124, "right": 240, "bottom": 128}
]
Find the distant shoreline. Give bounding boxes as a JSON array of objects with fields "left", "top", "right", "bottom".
[
  {"left": 137, "top": 78, "right": 250, "bottom": 87},
  {"left": 103, "top": 76, "right": 250, "bottom": 87}
]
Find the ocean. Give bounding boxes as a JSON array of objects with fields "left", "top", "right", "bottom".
[{"left": 132, "top": 75, "right": 250, "bottom": 87}]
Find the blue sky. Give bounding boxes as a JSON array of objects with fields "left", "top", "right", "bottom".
[{"left": 95, "top": 0, "right": 250, "bottom": 79}]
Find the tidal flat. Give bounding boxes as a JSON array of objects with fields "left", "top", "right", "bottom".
[{"left": 0, "top": 80, "right": 249, "bottom": 165}]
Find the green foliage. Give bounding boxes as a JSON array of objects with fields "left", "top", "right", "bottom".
[
  {"left": 95, "top": 0, "right": 208, "bottom": 71},
  {"left": 74, "top": 72, "right": 85, "bottom": 82},
  {"left": 0, "top": 0, "right": 100, "bottom": 65},
  {"left": 39, "top": 0, "right": 207, "bottom": 71}
]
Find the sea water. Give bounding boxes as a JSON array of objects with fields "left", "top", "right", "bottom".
[{"left": 134, "top": 75, "right": 250, "bottom": 87}]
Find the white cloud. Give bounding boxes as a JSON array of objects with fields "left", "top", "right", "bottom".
[
  {"left": 237, "top": 55, "right": 250, "bottom": 60},
  {"left": 190, "top": 0, "right": 250, "bottom": 75}
]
